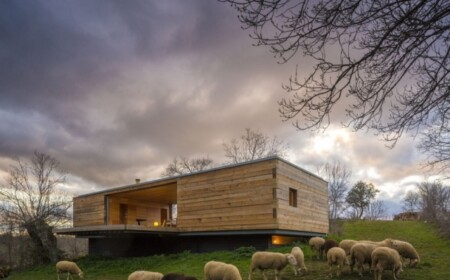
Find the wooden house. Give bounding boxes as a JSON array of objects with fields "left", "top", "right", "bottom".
[{"left": 55, "top": 156, "right": 328, "bottom": 257}]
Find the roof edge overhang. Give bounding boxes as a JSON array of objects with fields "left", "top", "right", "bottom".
[
  {"left": 75, "top": 156, "right": 326, "bottom": 199},
  {"left": 54, "top": 226, "right": 326, "bottom": 238},
  {"left": 54, "top": 225, "right": 179, "bottom": 237},
  {"left": 178, "top": 229, "right": 326, "bottom": 237}
]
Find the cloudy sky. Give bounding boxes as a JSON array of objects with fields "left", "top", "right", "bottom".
[{"left": 1, "top": 0, "right": 446, "bottom": 216}]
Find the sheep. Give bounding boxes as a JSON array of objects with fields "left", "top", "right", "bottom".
[
  {"left": 56, "top": 261, "right": 84, "bottom": 280},
  {"left": 358, "top": 240, "right": 379, "bottom": 244},
  {"left": 204, "top": 261, "right": 242, "bottom": 280},
  {"left": 349, "top": 242, "right": 378, "bottom": 276},
  {"left": 321, "top": 239, "right": 338, "bottom": 257},
  {"left": 249, "top": 251, "right": 297, "bottom": 280},
  {"left": 338, "top": 239, "right": 358, "bottom": 256},
  {"left": 308, "top": 237, "right": 325, "bottom": 259},
  {"left": 374, "top": 239, "right": 394, "bottom": 247},
  {"left": 327, "top": 247, "right": 349, "bottom": 277},
  {"left": 388, "top": 239, "right": 420, "bottom": 267},
  {"left": 162, "top": 273, "right": 198, "bottom": 280},
  {"left": 358, "top": 239, "right": 391, "bottom": 247},
  {"left": 371, "top": 247, "right": 403, "bottom": 280},
  {"left": 128, "top": 271, "right": 164, "bottom": 280},
  {"left": 290, "top": 246, "right": 307, "bottom": 275}
]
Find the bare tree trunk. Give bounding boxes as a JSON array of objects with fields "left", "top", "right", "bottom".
[
  {"left": 24, "top": 219, "right": 58, "bottom": 264},
  {"left": 6, "top": 223, "right": 14, "bottom": 265}
]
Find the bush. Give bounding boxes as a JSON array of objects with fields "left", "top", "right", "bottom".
[{"left": 234, "top": 246, "right": 256, "bottom": 257}]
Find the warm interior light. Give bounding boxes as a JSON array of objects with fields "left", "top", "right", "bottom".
[
  {"left": 153, "top": 221, "right": 159, "bottom": 227},
  {"left": 272, "top": 236, "right": 281, "bottom": 245},
  {"left": 271, "top": 235, "right": 299, "bottom": 245}
]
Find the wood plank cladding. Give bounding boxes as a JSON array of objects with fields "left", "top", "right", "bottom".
[
  {"left": 108, "top": 196, "right": 169, "bottom": 226},
  {"left": 177, "top": 160, "right": 278, "bottom": 231},
  {"left": 73, "top": 194, "right": 105, "bottom": 227},
  {"left": 71, "top": 157, "right": 329, "bottom": 235},
  {"left": 275, "top": 160, "right": 329, "bottom": 233}
]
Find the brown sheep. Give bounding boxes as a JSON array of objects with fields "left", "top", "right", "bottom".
[{"left": 321, "top": 239, "right": 338, "bottom": 257}]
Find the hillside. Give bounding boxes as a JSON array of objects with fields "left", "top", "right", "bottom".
[{"left": 7, "top": 220, "right": 450, "bottom": 280}]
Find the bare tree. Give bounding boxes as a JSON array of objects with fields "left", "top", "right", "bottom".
[
  {"left": 345, "top": 181, "right": 379, "bottom": 219},
  {"left": 417, "top": 181, "right": 450, "bottom": 220},
  {"left": 162, "top": 156, "right": 214, "bottom": 177},
  {"left": 402, "top": 190, "right": 421, "bottom": 212},
  {"left": 223, "top": 128, "right": 288, "bottom": 163},
  {"left": 365, "top": 200, "right": 387, "bottom": 220},
  {"left": 0, "top": 152, "right": 72, "bottom": 264},
  {"left": 318, "top": 161, "right": 351, "bottom": 219},
  {"left": 420, "top": 125, "right": 450, "bottom": 175},
  {"left": 222, "top": 0, "right": 450, "bottom": 171}
]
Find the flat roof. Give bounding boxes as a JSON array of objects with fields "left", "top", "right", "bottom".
[{"left": 76, "top": 156, "right": 326, "bottom": 198}]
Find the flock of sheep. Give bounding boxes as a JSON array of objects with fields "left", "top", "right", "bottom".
[
  {"left": 55, "top": 236, "right": 419, "bottom": 280},
  {"left": 309, "top": 236, "right": 420, "bottom": 280}
]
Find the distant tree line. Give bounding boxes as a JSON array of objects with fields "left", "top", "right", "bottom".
[
  {"left": 322, "top": 159, "right": 450, "bottom": 237},
  {"left": 402, "top": 181, "right": 450, "bottom": 237},
  {"left": 319, "top": 161, "right": 386, "bottom": 221}
]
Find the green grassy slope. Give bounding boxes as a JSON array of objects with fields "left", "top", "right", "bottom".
[
  {"left": 7, "top": 220, "right": 450, "bottom": 280},
  {"left": 341, "top": 220, "right": 450, "bottom": 279}
]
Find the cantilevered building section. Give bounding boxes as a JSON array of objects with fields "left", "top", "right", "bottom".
[{"left": 55, "top": 156, "right": 328, "bottom": 257}]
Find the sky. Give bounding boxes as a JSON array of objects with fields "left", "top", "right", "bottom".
[{"left": 0, "top": 0, "right": 447, "bottom": 217}]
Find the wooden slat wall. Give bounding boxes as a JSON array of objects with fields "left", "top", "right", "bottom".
[
  {"left": 73, "top": 194, "right": 105, "bottom": 227},
  {"left": 275, "top": 161, "right": 329, "bottom": 233},
  {"left": 177, "top": 160, "right": 278, "bottom": 231},
  {"left": 72, "top": 158, "right": 328, "bottom": 234}
]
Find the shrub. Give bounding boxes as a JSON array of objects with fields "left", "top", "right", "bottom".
[{"left": 234, "top": 246, "right": 256, "bottom": 257}]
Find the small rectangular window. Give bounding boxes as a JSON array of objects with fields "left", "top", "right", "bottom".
[{"left": 289, "top": 188, "right": 297, "bottom": 207}]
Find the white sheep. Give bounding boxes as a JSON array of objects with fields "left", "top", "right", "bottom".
[
  {"left": 308, "top": 237, "right": 325, "bottom": 259},
  {"left": 388, "top": 239, "right": 420, "bottom": 267},
  {"left": 204, "top": 260, "right": 242, "bottom": 280},
  {"left": 371, "top": 247, "right": 403, "bottom": 280},
  {"left": 375, "top": 238, "right": 394, "bottom": 247},
  {"left": 56, "top": 261, "right": 84, "bottom": 280},
  {"left": 290, "top": 246, "right": 307, "bottom": 275},
  {"left": 349, "top": 242, "right": 378, "bottom": 276},
  {"left": 249, "top": 252, "right": 297, "bottom": 280},
  {"left": 359, "top": 239, "right": 392, "bottom": 246},
  {"left": 327, "top": 247, "right": 349, "bottom": 277},
  {"left": 128, "top": 271, "right": 164, "bottom": 280},
  {"left": 338, "top": 239, "right": 358, "bottom": 256}
]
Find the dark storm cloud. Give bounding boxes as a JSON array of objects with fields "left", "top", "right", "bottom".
[
  {"left": 0, "top": 0, "right": 129, "bottom": 158},
  {"left": 1, "top": 0, "right": 442, "bottom": 209},
  {"left": 0, "top": 0, "right": 238, "bottom": 129},
  {"left": 0, "top": 0, "right": 292, "bottom": 187},
  {"left": 1, "top": 1, "right": 117, "bottom": 103}
]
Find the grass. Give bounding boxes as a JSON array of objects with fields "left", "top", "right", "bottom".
[{"left": 7, "top": 220, "right": 450, "bottom": 280}]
